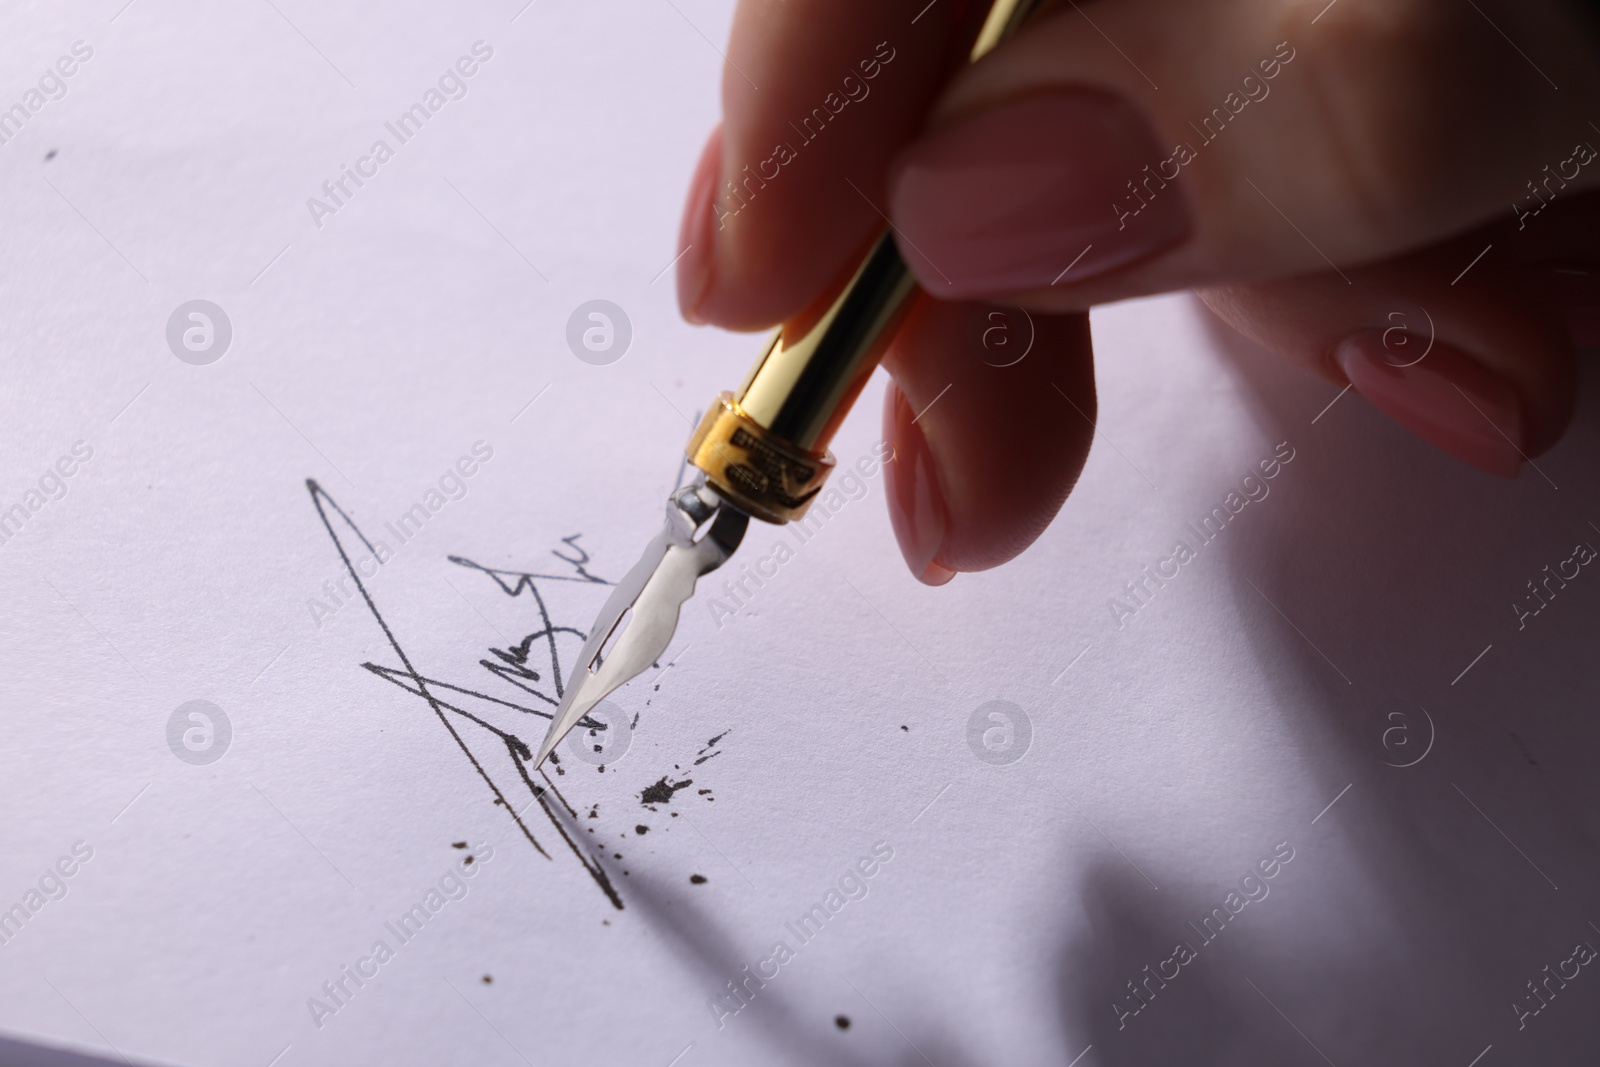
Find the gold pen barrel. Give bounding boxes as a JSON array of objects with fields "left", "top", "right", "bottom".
[
  {"left": 685, "top": 234, "right": 912, "bottom": 524},
  {"left": 737, "top": 232, "right": 914, "bottom": 452},
  {"left": 685, "top": 0, "right": 1044, "bottom": 525}
]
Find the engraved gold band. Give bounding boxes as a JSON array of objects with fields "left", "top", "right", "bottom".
[{"left": 685, "top": 393, "right": 835, "bottom": 524}]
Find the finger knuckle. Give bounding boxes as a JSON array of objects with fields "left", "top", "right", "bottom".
[{"left": 1289, "top": 0, "right": 1499, "bottom": 240}]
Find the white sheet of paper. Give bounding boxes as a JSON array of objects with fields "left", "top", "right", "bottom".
[{"left": 3, "top": 2, "right": 1599, "bottom": 1065}]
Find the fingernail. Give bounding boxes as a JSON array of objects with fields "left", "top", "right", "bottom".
[
  {"left": 889, "top": 90, "right": 1190, "bottom": 298},
  {"left": 1333, "top": 331, "right": 1526, "bottom": 479},
  {"left": 676, "top": 124, "right": 723, "bottom": 325},
  {"left": 884, "top": 381, "right": 955, "bottom": 585}
]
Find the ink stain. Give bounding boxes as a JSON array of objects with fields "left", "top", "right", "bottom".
[
  {"left": 635, "top": 825, "right": 649, "bottom": 835},
  {"left": 452, "top": 841, "right": 469, "bottom": 849},
  {"left": 44, "top": 149, "right": 56, "bottom": 161},
  {"left": 835, "top": 1015, "right": 850, "bottom": 1031},
  {"left": 640, "top": 776, "right": 694, "bottom": 807},
  {"left": 463, "top": 855, "right": 474, "bottom": 866},
  {"left": 690, "top": 874, "right": 707, "bottom": 885},
  {"left": 693, "top": 730, "right": 729, "bottom": 766},
  {"left": 900, "top": 725, "right": 909, "bottom": 732},
  {"left": 481, "top": 975, "right": 492, "bottom": 985}
]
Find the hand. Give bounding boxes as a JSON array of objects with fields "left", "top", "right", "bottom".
[{"left": 674, "top": 0, "right": 1600, "bottom": 583}]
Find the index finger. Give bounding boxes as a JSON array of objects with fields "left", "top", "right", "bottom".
[{"left": 678, "top": 0, "right": 991, "bottom": 331}]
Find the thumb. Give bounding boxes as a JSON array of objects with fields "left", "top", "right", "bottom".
[{"left": 882, "top": 0, "right": 1600, "bottom": 307}]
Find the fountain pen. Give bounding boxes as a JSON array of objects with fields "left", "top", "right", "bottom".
[{"left": 533, "top": 0, "right": 1045, "bottom": 768}]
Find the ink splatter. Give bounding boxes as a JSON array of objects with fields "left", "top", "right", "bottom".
[
  {"left": 452, "top": 841, "right": 468, "bottom": 849},
  {"left": 640, "top": 776, "right": 694, "bottom": 807},
  {"left": 693, "top": 731, "right": 729, "bottom": 766},
  {"left": 690, "top": 874, "right": 707, "bottom": 885},
  {"left": 835, "top": 1015, "right": 850, "bottom": 1031},
  {"left": 463, "top": 855, "right": 474, "bottom": 866},
  {"left": 635, "top": 825, "right": 649, "bottom": 835},
  {"left": 900, "top": 725, "right": 909, "bottom": 732}
]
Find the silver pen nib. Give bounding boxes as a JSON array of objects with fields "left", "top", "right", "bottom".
[{"left": 533, "top": 483, "right": 748, "bottom": 769}]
